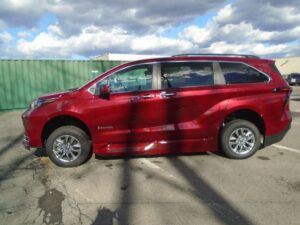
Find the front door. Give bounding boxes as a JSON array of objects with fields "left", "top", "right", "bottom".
[{"left": 91, "top": 63, "right": 162, "bottom": 153}]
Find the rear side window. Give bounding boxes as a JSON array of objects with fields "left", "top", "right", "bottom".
[
  {"left": 161, "top": 62, "right": 213, "bottom": 88},
  {"left": 220, "top": 62, "right": 269, "bottom": 84}
]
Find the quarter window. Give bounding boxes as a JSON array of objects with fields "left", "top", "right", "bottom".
[
  {"left": 161, "top": 62, "right": 213, "bottom": 88},
  {"left": 219, "top": 62, "right": 269, "bottom": 84},
  {"left": 96, "top": 64, "right": 153, "bottom": 93}
]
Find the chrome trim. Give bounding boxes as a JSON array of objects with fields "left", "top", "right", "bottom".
[{"left": 160, "top": 91, "right": 176, "bottom": 98}]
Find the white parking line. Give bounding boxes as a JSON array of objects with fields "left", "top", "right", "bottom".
[
  {"left": 273, "top": 144, "right": 300, "bottom": 154},
  {"left": 292, "top": 121, "right": 299, "bottom": 125},
  {"left": 140, "top": 158, "right": 176, "bottom": 179}
]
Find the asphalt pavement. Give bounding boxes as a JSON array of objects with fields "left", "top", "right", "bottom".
[{"left": 0, "top": 87, "right": 300, "bottom": 225}]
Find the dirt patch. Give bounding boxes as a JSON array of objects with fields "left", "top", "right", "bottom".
[
  {"left": 38, "top": 188, "right": 65, "bottom": 225},
  {"left": 151, "top": 160, "right": 162, "bottom": 164},
  {"left": 105, "top": 163, "right": 113, "bottom": 169},
  {"left": 134, "top": 166, "right": 142, "bottom": 171},
  {"left": 288, "top": 181, "right": 300, "bottom": 192},
  {"left": 146, "top": 174, "right": 154, "bottom": 179},
  {"left": 120, "top": 185, "right": 128, "bottom": 191},
  {"left": 257, "top": 156, "right": 270, "bottom": 160},
  {"left": 292, "top": 112, "right": 300, "bottom": 118},
  {"left": 276, "top": 177, "right": 300, "bottom": 192},
  {"left": 30, "top": 157, "right": 66, "bottom": 224}
]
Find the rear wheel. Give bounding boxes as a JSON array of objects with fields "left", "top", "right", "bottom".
[
  {"left": 221, "top": 119, "right": 261, "bottom": 159},
  {"left": 46, "top": 126, "right": 91, "bottom": 167}
]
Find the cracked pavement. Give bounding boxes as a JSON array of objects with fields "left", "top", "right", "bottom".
[{"left": 0, "top": 87, "right": 300, "bottom": 225}]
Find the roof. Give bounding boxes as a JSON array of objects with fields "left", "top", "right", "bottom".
[{"left": 172, "top": 53, "right": 260, "bottom": 59}]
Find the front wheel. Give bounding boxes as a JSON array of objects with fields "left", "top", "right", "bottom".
[
  {"left": 221, "top": 119, "right": 261, "bottom": 159},
  {"left": 46, "top": 126, "right": 91, "bottom": 167}
]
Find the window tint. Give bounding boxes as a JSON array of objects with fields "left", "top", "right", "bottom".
[
  {"left": 97, "top": 64, "right": 152, "bottom": 93},
  {"left": 220, "top": 62, "right": 269, "bottom": 84},
  {"left": 161, "top": 62, "right": 213, "bottom": 88}
]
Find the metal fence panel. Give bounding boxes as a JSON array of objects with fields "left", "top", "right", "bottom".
[{"left": 0, "top": 60, "right": 123, "bottom": 110}]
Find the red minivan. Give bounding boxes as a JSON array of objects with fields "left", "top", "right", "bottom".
[{"left": 22, "top": 54, "right": 292, "bottom": 167}]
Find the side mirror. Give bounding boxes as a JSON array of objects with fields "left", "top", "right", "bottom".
[{"left": 100, "top": 84, "right": 110, "bottom": 100}]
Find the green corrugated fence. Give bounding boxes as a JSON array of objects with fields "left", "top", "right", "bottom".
[{"left": 0, "top": 60, "right": 124, "bottom": 110}]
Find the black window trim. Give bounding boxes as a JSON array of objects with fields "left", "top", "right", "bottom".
[{"left": 88, "top": 60, "right": 272, "bottom": 95}]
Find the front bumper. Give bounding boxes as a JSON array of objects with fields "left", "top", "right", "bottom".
[
  {"left": 264, "top": 122, "right": 291, "bottom": 147},
  {"left": 22, "top": 109, "right": 45, "bottom": 148},
  {"left": 22, "top": 134, "right": 30, "bottom": 150}
]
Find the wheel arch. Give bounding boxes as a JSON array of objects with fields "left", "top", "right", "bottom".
[
  {"left": 220, "top": 108, "right": 266, "bottom": 136},
  {"left": 41, "top": 115, "right": 92, "bottom": 147},
  {"left": 217, "top": 108, "right": 266, "bottom": 153}
]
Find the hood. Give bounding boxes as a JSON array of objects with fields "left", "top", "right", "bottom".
[{"left": 38, "top": 90, "right": 74, "bottom": 100}]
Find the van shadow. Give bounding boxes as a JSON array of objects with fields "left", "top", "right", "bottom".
[
  {"left": 94, "top": 151, "right": 210, "bottom": 161},
  {"left": 167, "top": 157, "right": 254, "bottom": 225}
]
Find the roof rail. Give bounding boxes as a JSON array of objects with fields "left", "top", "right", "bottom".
[{"left": 172, "top": 53, "right": 260, "bottom": 59}]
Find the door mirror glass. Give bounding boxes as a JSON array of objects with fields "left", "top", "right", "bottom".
[{"left": 100, "top": 84, "right": 110, "bottom": 100}]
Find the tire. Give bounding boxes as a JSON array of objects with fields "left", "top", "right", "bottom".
[
  {"left": 46, "top": 126, "right": 91, "bottom": 167},
  {"left": 220, "top": 119, "right": 261, "bottom": 159}
]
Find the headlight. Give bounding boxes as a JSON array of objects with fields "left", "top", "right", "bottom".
[{"left": 30, "top": 98, "right": 57, "bottom": 110}]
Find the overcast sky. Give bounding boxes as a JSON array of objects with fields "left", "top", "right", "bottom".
[{"left": 0, "top": 0, "right": 300, "bottom": 59}]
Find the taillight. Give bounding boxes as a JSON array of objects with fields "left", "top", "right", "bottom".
[
  {"left": 272, "top": 86, "right": 292, "bottom": 93},
  {"left": 273, "top": 86, "right": 292, "bottom": 108}
]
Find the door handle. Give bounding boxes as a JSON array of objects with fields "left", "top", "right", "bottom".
[
  {"left": 130, "top": 96, "right": 140, "bottom": 102},
  {"left": 141, "top": 94, "right": 154, "bottom": 99},
  {"left": 160, "top": 92, "right": 176, "bottom": 98}
]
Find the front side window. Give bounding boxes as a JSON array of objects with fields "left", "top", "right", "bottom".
[
  {"left": 96, "top": 64, "right": 153, "bottom": 93},
  {"left": 161, "top": 62, "right": 213, "bottom": 89},
  {"left": 220, "top": 62, "right": 269, "bottom": 84}
]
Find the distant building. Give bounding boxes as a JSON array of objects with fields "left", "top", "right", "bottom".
[
  {"left": 95, "top": 53, "right": 168, "bottom": 61},
  {"left": 275, "top": 56, "right": 300, "bottom": 76}
]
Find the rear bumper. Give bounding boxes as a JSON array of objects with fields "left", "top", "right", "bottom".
[{"left": 264, "top": 123, "right": 291, "bottom": 147}]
